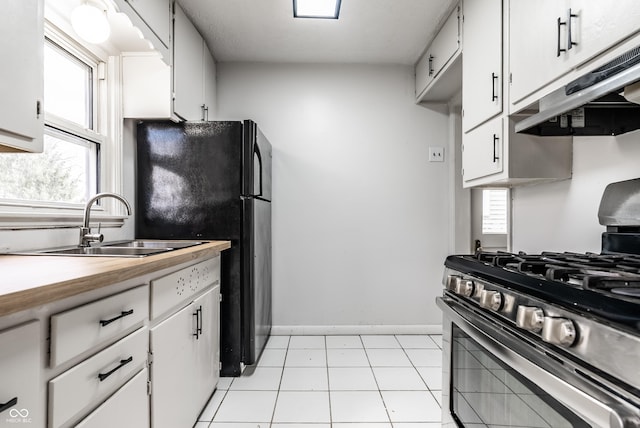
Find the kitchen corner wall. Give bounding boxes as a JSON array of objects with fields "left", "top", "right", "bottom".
[
  {"left": 512, "top": 132, "right": 640, "bottom": 253},
  {"left": 217, "top": 63, "right": 450, "bottom": 334}
]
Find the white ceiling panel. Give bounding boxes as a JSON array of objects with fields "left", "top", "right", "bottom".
[{"left": 177, "top": 0, "right": 456, "bottom": 64}]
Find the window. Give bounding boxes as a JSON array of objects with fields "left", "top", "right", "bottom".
[
  {"left": 0, "top": 37, "right": 100, "bottom": 205},
  {"left": 482, "top": 189, "right": 508, "bottom": 234}
]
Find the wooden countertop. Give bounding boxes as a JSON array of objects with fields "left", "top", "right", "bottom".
[{"left": 0, "top": 240, "right": 231, "bottom": 317}]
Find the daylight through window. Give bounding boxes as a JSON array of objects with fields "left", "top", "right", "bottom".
[
  {"left": 482, "top": 189, "right": 508, "bottom": 234},
  {"left": 0, "top": 38, "right": 99, "bottom": 204}
]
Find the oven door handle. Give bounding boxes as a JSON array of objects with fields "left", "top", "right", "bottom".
[{"left": 437, "top": 296, "right": 638, "bottom": 428}]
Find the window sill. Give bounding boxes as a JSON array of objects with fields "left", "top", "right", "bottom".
[{"left": 0, "top": 204, "right": 128, "bottom": 230}]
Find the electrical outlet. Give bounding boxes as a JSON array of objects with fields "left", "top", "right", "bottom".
[{"left": 429, "top": 146, "right": 444, "bottom": 162}]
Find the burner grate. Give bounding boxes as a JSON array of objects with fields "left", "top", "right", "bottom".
[{"left": 471, "top": 250, "right": 640, "bottom": 299}]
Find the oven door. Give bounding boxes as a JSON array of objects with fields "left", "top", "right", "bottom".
[{"left": 437, "top": 296, "right": 640, "bottom": 428}]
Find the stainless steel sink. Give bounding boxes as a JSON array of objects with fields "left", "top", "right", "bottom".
[
  {"left": 102, "top": 240, "right": 204, "bottom": 249},
  {"left": 14, "top": 240, "right": 206, "bottom": 258}
]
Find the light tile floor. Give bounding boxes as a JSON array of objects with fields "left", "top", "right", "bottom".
[{"left": 195, "top": 334, "right": 443, "bottom": 428}]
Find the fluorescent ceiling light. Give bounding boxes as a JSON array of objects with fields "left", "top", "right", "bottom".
[
  {"left": 71, "top": 0, "right": 111, "bottom": 44},
  {"left": 294, "top": 0, "right": 342, "bottom": 19}
]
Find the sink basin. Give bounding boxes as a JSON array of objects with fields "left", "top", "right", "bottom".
[
  {"left": 14, "top": 240, "right": 206, "bottom": 258},
  {"left": 102, "top": 240, "right": 205, "bottom": 249},
  {"left": 39, "top": 247, "right": 168, "bottom": 257}
]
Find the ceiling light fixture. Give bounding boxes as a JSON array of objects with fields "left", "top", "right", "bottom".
[
  {"left": 71, "top": 0, "right": 111, "bottom": 44},
  {"left": 293, "top": 0, "right": 342, "bottom": 19}
]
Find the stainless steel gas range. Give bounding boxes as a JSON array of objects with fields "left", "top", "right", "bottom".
[{"left": 437, "top": 178, "right": 640, "bottom": 428}]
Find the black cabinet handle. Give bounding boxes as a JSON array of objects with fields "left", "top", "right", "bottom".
[
  {"left": 491, "top": 73, "right": 499, "bottom": 101},
  {"left": 428, "top": 55, "right": 435, "bottom": 77},
  {"left": 567, "top": 9, "right": 578, "bottom": 51},
  {"left": 0, "top": 397, "right": 17, "bottom": 415},
  {"left": 99, "top": 309, "right": 134, "bottom": 327},
  {"left": 193, "top": 306, "right": 203, "bottom": 339},
  {"left": 557, "top": 16, "right": 567, "bottom": 57},
  {"left": 98, "top": 356, "right": 133, "bottom": 381},
  {"left": 493, "top": 134, "right": 500, "bottom": 162}
]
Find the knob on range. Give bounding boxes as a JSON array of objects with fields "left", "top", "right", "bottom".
[
  {"left": 479, "top": 290, "right": 502, "bottom": 311},
  {"left": 445, "top": 275, "right": 475, "bottom": 297},
  {"left": 542, "top": 317, "right": 577, "bottom": 347},
  {"left": 516, "top": 306, "right": 545, "bottom": 332},
  {"left": 455, "top": 279, "right": 475, "bottom": 297}
]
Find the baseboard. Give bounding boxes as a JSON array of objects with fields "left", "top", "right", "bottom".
[{"left": 270, "top": 324, "right": 442, "bottom": 336}]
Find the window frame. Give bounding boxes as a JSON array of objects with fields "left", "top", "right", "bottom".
[{"left": 0, "top": 21, "right": 126, "bottom": 229}]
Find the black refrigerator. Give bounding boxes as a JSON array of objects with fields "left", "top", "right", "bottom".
[{"left": 135, "top": 120, "right": 272, "bottom": 376}]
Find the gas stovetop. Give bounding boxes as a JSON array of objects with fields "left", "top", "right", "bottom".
[{"left": 445, "top": 251, "right": 640, "bottom": 333}]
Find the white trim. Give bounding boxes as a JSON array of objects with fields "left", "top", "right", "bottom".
[{"left": 270, "top": 324, "right": 443, "bottom": 336}]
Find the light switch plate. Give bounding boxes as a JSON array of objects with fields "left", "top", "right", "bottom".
[{"left": 429, "top": 146, "right": 444, "bottom": 162}]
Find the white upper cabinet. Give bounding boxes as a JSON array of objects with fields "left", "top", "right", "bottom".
[
  {"left": 509, "top": 0, "right": 640, "bottom": 109},
  {"left": 122, "top": 3, "right": 217, "bottom": 121},
  {"left": 173, "top": 3, "right": 210, "bottom": 121},
  {"left": 124, "top": 0, "right": 171, "bottom": 48},
  {"left": 462, "top": 117, "right": 504, "bottom": 182},
  {"left": 462, "top": 0, "right": 502, "bottom": 132},
  {"left": 0, "top": 0, "right": 44, "bottom": 153},
  {"left": 415, "top": 4, "right": 462, "bottom": 103},
  {"left": 113, "top": 0, "right": 172, "bottom": 63}
]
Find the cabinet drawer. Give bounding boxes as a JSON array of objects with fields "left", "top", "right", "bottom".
[
  {"left": 50, "top": 285, "right": 149, "bottom": 367},
  {"left": 48, "top": 327, "right": 148, "bottom": 428},
  {"left": 150, "top": 256, "right": 220, "bottom": 319},
  {"left": 75, "top": 368, "right": 149, "bottom": 428},
  {"left": 0, "top": 321, "right": 40, "bottom": 427}
]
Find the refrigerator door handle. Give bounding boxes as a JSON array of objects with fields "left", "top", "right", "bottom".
[{"left": 254, "top": 143, "right": 263, "bottom": 197}]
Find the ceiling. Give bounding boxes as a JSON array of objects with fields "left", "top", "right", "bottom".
[{"left": 177, "top": 0, "right": 456, "bottom": 65}]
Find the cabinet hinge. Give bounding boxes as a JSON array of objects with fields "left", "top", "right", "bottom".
[
  {"left": 36, "top": 100, "right": 41, "bottom": 118},
  {"left": 147, "top": 380, "right": 152, "bottom": 396},
  {"left": 219, "top": 361, "right": 222, "bottom": 371},
  {"left": 509, "top": 73, "right": 513, "bottom": 84},
  {"left": 461, "top": 168, "right": 465, "bottom": 177},
  {"left": 219, "top": 293, "right": 223, "bottom": 302},
  {"left": 147, "top": 350, "right": 153, "bottom": 366}
]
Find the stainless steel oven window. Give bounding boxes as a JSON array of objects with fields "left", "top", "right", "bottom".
[{"left": 450, "top": 325, "right": 590, "bottom": 427}]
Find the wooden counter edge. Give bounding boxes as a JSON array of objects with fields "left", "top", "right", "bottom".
[{"left": 0, "top": 240, "right": 231, "bottom": 317}]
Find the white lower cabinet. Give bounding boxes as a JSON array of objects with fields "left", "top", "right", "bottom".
[
  {"left": 75, "top": 368, "right": 149, "bottom": 428},
  {"left": 462, "top": 117, "right": 573, "bottom": 187},
  {"left": 48, "top": 327, "right": 148, "bottom": 428},
  {"left": 0, "top": 321, "right": 40, "bottom": 428},
  {"left": 150, "top": 285, "right": 220, "bottom": 428}
]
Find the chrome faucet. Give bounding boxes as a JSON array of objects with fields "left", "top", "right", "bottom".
[{"left": 79, "top": 192, "right": 132, "bottom": 247}]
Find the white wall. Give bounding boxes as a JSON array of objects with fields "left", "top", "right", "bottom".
[
  {"left": 217, "top": 63, "right": 450, "bottom": 333},
  {"left": 512, "top": 132, "right": 640, "bottom": 253}
]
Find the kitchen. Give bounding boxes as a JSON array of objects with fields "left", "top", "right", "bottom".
[{"left": 2, "top": 0, "right": 640, "bottom": 427}]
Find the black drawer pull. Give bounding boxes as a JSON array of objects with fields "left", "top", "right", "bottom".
[
  {"left": 491, "top": 73, "right": 499, "bottom": 101},
  {"left": 98, "top": 356, "right": 133, "bottom": 381},
  {"left": 493, "top": 134, "right": 500, "bottom": 162},
  {"left": 99, "top": 309, "right": 134, "bottom": 327},
  {"left": 0, "top": 397, "right": 17, "bottom": 414}
]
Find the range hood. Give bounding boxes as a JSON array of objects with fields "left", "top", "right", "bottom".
[{"left": 515, "top": 45, "right": 640, "bottom": 136}]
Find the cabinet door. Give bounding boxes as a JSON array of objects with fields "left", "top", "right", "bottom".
[
  {"left": 430, "top": 6, "right": 461, "bottom": 80},
  {"left": 462, "top": 0, "right": 502, "bottom": 132},
  {"left": 0, "top": 321, "right": 41, "bottom": 427},
  {"left": 565, "top": 1, "right": 640, "bottom": 70},
  {"left": 173, "top": 3, "right": 204, "bottom": 121},
  {"left": 462, "top": 117, "right": 504, "bottom": 182},
  {"left": 509, "top": 0, "right": 568, "bottom": 105},
  {"left": 191, "top": 287, "right": 219, "bottom": 407},
  {"left": 0, "top": 0, "right": 43, "bottom": 152},
  {"left": 150, "top": 289, "right": 217, "bottom": 428},
  {"left": 125, "top": 0, "right": 171, "bottom": 49},
  {"left": 203, "top": 44, "right": 217, "bottom": 121}
]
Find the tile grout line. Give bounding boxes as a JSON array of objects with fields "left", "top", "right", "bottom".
[
  {"left": 270, "top": 335, "right": 290, "bottom": 426},
  {"left": 361, "top": 334, "right": 393, "bottom": 425}
]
